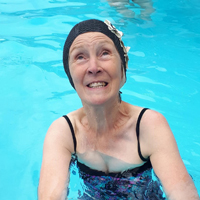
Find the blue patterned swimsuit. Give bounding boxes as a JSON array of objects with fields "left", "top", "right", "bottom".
[{"left": 63, "top": 108, "right": 166, "bottom": 199}]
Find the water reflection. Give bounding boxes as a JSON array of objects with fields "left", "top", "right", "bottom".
[{"left": 106, "top": 0, "right": 155, "bottom": 21}]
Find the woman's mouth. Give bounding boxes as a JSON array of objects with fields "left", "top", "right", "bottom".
[{"left": 87, "top": 82, "right": 108, "bottom": 88}]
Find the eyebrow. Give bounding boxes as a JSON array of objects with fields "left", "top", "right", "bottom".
[{"left": 69, "top": 44, "right": 84, "bottom": 55}]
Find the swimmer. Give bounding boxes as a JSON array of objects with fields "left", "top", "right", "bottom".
[
  {"left": 38, "top": 19, "right": 199, "bottom": 199},
  {"left": 106, "top": 0, "right": 155, "bottom": 20}
]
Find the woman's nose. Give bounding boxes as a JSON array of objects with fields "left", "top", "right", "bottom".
[{"left": 87, "top": 57, "right": 102, "bottom": 75}]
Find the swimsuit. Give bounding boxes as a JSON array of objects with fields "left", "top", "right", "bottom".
[{"left": 63, "top": 108, "right": 166, "bottom": 199}]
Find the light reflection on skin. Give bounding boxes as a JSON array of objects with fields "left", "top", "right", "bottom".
[{"left": 106, "top": 0, "right": 155, "bottom": 21}]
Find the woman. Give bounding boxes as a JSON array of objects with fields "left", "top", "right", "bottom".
[{"left": 38, "top": 19, "right": 199, "bottom": 199}]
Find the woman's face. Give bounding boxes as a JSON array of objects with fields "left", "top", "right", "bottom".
[{"left": 68, "top": 32, "right": 124, "bottom": 106}]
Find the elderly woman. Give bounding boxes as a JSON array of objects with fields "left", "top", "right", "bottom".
[{"left": 38, "top": 19, "right": 199, "bottom": 199}]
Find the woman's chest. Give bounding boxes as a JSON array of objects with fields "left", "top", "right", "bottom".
[
  {"left": 76, "top": 146, "right": 144, "bottom": 174},
  {"left": 74, "top": 121, "right": 143, "bottom": 173}
]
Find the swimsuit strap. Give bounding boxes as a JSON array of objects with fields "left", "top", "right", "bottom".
[
  {"left": 136, "top": 108, "right": 149, "bottom": 162},
  {"left": 63, "top": 115, "right": 77, "bottom": 153}
]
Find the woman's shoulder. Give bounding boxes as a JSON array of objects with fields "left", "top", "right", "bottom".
[
  {"left": 139, "top": 108, "right": 170, "bottom": 133},
  {"left": 138, "top": 108, "right": 175, "bottom": 158},
  {"left": 45, "top": 109, "right": 83, "bottom": 153},
  {"left": 123, "top": 103, "right": 173, "bottom": 155},
  {"left": 123, "top": 103, "right": 160, "bottom": 120},
  {"left": 124, "top": 102, "right": 166, "bottom": 124}
]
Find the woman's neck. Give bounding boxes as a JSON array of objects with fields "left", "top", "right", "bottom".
[{"left": 81, "top": 99, "right": 129, "bottom": 135}]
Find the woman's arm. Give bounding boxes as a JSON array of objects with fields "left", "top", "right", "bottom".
[
  {"left": 141, "top": 110, "right": 199, "bottom": 200},
  {"left": 38, "top": 117, "right": 74, "bottom": 200}
]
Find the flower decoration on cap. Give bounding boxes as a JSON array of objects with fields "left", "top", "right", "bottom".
[{"left": 104, "top": 20, "right": 130, "bottom": 69}]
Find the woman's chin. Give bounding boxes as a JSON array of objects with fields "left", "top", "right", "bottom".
[
  {"left": 85, "top": 98, "right": 108, "bottom": 106},
  {"left": 83, "top": 93, "right": 120, "bottom": 107},
  {"left": 81, "top": 95, "right": 110, "bottom": 106}
]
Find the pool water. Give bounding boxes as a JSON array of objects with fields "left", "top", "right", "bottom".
[{"left": 0, "top": 0, "right": 200, "bottom": 199}]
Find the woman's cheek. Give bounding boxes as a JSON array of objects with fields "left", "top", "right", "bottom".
[{"left": 70, "top": 67, "right": 82, "bottom": 84}]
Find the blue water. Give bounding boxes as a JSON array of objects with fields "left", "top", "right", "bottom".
[{"left": 0, "top": 0, "right": 200, "bottom": 199}]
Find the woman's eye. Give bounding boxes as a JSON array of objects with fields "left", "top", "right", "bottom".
[
  {"left": 76, "top": 55, "right": 84, "bottom": 60},
  {"left": 102, "top": 51, "right": 109, "bottom": 56}
]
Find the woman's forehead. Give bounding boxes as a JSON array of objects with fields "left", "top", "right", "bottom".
[
  {"left": 74, "top": 31, "right": 111, "bottom": 41},
  {"left": 69, "top": 32, "right": 114, "bottom": 51}
]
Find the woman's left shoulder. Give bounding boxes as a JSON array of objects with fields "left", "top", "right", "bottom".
[
  {"left": 141, "top": 109, "right": 170, "bottom": 131},
  {"left": 139, "top": 109, "right": 175, "bottom": 155},
  {"left": 124, "top": 103, "right": 170, "bottom": 132}
]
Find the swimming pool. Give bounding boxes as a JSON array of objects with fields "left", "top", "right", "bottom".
[{"left": 0, "top": 0, "right": 199, "bottom": 199}]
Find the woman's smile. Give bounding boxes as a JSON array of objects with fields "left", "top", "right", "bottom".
[{"left": 87, "top": 81, "right": 108, "bottom": 88}]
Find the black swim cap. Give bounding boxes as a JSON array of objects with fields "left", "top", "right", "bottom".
[{"left": 63, "top": 19, "right": 129, "bottom": 89}]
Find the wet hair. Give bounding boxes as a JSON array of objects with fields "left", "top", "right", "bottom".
[{"left": 63, "top": 19, "right": 128, "bottom": 89}]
